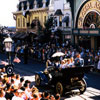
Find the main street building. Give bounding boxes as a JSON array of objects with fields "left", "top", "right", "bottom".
[
  {"left": 13, "top": 0, "right": 72, "bottom": 41},
  {"left": 72, "top": 0, "right": 100, "bottom": 50}
]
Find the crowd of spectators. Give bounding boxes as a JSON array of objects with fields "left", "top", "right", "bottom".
[
  {"left": 1, "top": 41, "right": 100, "bottom": 100},
  {"left": 0, "top": 67, "right": 60, "bottom": 100},
  {"left": 16, "top": 42, "right": 100, "bottom": 71}
]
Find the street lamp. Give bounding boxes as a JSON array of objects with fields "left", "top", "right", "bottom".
[{"left": 4, "top": 35, "right": 13, "bottom": 65}]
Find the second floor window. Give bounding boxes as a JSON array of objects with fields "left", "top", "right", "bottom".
[
  {"left": 23, "top": 18, "right": 25, "bottom": 27},
  {"left": 44, "top": 16, "right": 46, "bottom": 23},
  {"left": 18, "top": 18, "right": 20, "bottom": 27}
]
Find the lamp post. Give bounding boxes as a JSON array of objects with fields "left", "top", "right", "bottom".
[{"left": 4, "top": 35, "right": 13, "bottom": 65}]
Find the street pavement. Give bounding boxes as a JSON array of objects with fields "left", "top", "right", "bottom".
[{"left": 0, "top": 53, "right": 100, "bottom": 100}]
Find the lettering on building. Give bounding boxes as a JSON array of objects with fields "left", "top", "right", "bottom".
[{"left": 78, "top": 0, "right": 100, "bottom": 28}]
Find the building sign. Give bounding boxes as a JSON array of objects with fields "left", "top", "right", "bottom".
[
  {"left": 72, "top": 29, "right": 99, "bottom": 36},
  {"left": 78, "top": 0, "right": 100, "bottom": 28}
]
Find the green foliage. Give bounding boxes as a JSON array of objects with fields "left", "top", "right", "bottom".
[
  {"left": 44, "top": 17, "right": 53, "bottom": 30},
  {"left": 37, "top": 21, "right": 43, "bottom": 35},
  {"left": 43, "top": 17, "right": 54, "bottom": 42},
  {"left": 55, "top": 29, "right": 63, "bottom": 44}
]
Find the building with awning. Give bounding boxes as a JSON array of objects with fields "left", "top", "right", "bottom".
[
  {"left": 48, "top": 0, "right": 72, "bottom": 41},
  {"left": 13, "top": 0, "right": 72, "bottom": 42},
  {"left": 13, "top": 0, "right": 49, "bottom": 33}
]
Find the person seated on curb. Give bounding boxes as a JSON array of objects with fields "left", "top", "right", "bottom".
[
  {"left": 43, "top": 91, "right": 50, "bottom": 100},
  {"left": 12, "top": 89, "right": 24, "bottom": 100},
  {"left": 20, "top": 87, "right": 28, "bottom": 100},
  {"left": 5, "top": 83, "right": 14, "bottom": 100},
  {"left": 18, "top": 77, "right": 24, "bottom": 89},
  {"left": 0, "top": 89, "right": 6, "bottom": 100},
  {"left": 55, "top": 93, "right": 60, "bottom": 100}
]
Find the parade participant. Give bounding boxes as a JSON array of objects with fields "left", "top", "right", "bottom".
[
  {"left": 59, "top": 60, "right": 66, "bottom": 69},
  {"left": 65, "top": 59, "right": 71, "bottom": 68},
  {"left": 75, "top": 53, "right": 84, "bottom": 67},
  {"left": 68, "top": 57, "right": 75, "bottom": 68}
]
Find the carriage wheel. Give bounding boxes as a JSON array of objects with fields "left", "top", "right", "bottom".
[
  {"left": 79, "top": 78, "right": 87, "bottom": 94},
  {"left": 56, "top": 82, "right": 64, "bottom": 96},
  {"left": 35, "top": 74, "right": 41, "bottom": 86}
]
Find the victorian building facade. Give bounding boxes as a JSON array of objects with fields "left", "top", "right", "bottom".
[
  {"left": 13, "top": 0, "right": 49, "bottom": 33},
  {"left": 13, "top": 0, "right": 72, "bottom": 41},
  {"left": 49, "top": 0, "right": 72, "bottom": 41}
]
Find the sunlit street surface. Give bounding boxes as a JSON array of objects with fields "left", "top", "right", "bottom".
[{"left": 20, "top": 75, "right": 100, "bottom": 100}]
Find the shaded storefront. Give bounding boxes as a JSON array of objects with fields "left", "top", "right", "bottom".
[{"left": 73, "top": 29, "right": 100, "bottom": 49}]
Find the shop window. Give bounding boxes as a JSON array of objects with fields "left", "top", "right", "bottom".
[
  {"left": 23, "top": 18, "right": 25, "bottom": 27},
  {"left": 44, "top": 16, "right": 46, "bottom": 23}
]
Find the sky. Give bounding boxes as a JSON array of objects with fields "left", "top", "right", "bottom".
[{"left": 0, "top": 0, "right": 19, "bottom": 27}]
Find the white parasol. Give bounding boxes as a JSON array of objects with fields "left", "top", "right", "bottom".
[{"left": 52, "top": 52, "right": 65, "bottom": 58}]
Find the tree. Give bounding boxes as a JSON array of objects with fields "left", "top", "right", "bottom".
[
  {"left": 43, "top": 16, "right": 54, "bottom": 43},
  {"left": 54, "top": 29, "right": 63, "bottom": 44}
]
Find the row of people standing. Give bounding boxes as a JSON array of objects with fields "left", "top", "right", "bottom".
[{"left": 15, "top": 42, "right": 100, "bottom": 70}]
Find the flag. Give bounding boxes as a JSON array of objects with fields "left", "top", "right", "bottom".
[
  {"left": 0, "top": 60, "right": 9, "bottom": 66},
  {"left": 13, "top": 57, "right": 21, "bottom": 63}
]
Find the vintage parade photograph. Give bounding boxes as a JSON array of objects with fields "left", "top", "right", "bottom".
[{"left": 0, "top": 0, "right": 100, "bottom": 100}]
